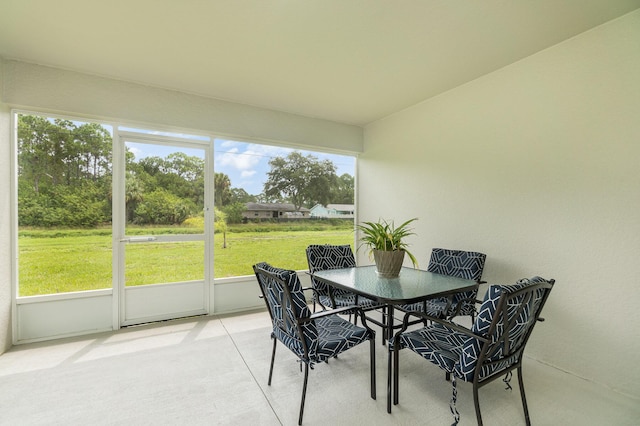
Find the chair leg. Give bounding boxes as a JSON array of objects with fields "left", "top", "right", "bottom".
[
  {"left": 268, "top": 337, "right": 277, "bottom": 385},
  {"left": 387, "top": 344, "right": 393, "bottom": 413},
  {"left": 370, "top": 336, "right": 377, "bottom": 400},
  {"left": 298, "top": 363, "right": 310, "bottom": 425},
  {"left": 473, "top": 380, "right": 483, "bottom": 426},
  {"left": 390, "top": 341, "right": 400, "bottom": 409},
  {"left": 517, "top": 366, "right": 532, "bottom": 426}
]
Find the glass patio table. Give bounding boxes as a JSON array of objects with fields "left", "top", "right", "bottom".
[{"left": 311, "top": 264, "right": 478, "bottom": 412}]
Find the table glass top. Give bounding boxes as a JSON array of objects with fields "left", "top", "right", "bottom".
[{"left": 312, "top": 265, "right": 477, "bottom": 304}]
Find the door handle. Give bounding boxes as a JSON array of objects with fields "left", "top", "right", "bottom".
[{"left": 119, "top": 237, "right": 158, "bottom": 243}]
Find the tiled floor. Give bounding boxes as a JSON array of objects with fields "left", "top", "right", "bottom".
[{"left": 0, "top": 309, "right": 638, "bottom": 425}]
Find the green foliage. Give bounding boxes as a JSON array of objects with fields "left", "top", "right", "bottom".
[
  {"left": 214, "top": 172, "right": 232, "bottom": 206},
  {"left": 18, "top": 181, "right": 110, "bottom": 227},
  {"left": 356, "top": 218, "right": 418, "bottom": 267},
  {"left": 18, "top": 114, "right": 113, "bottom": 228},
  {"left": 16, "top": 113, "right": 354, "bottom": 233},
  {"left": 264, "top": 151, "right": 337, "bottom": 210},
  {"left": 229, "top": 187, "right": 255, "bottom": 204},
  {"left": 182, "top": 216, "right": 205, "bottom": 230},
  {"left": 331, "top": 173, "right": 355, "bottom": 204},
  {"left": 221, "top": 202, "right": 246, "bottom": 224},
  {"left": 214, "top": 208, "right": 228, "bottom": 234},
  {"left": 134, "top": 189, "right": 195, "bottom": 225},
  {"left": 131, "top": 153, "right": 205, "bottom": 209}
]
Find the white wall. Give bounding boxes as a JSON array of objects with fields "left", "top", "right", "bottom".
[
  {"left": 1, "top": 59, "right": 363, "bottom": 153},
  {"left": 360, "top": 11, "right": 640, "bottom": 398},
  {"left": 0, "top": 63, "right": 12, "bottom": 352}
]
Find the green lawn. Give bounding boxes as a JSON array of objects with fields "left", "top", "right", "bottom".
[{"left": 18, "top": 224, "right": 354, "bottom": 296}]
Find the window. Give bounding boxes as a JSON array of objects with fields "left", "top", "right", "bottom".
[
  {"left": 15, "top": 111, "right": 356, "bottom": 297},
  {"left": 212, "top": 139, "right": 356, "bottom": 277},
  {"left": 16, "top": 113, "right": 113, "bottom": 296}
]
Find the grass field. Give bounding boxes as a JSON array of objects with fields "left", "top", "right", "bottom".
[{"left": 18, "top": 222, "right": 355, "bottom": 296}]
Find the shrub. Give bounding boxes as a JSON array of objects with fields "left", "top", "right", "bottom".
[{"left": 134, "top": 189, "right": 195, "bottom": 225}]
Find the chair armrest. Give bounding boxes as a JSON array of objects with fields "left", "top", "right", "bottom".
[
  {"left": 302, "top": 305, "right": 376, "bottom": 338},
  {"left": 394, "top": 310, "right": 489, "bottom": 343},
  {"left": 302, "top": 285, "right": 330, "bottom": 311},
  {"left": 307, "top": 305, "right": 358, "bottom": 320}
]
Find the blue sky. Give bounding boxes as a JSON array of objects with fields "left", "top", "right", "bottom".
[{"left": 126, "top": 138, "right": 355, "bottom": 196}]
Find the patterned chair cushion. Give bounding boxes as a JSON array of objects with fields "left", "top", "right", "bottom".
[
  {"left": 428, "top": 248, "right": 486, "bottom": 317},
  {"left": 395, "top": 277, "right": 552, "bottom": 383},
  {"left": 306, "top": 244, "right": 356, "bottom": 298},
  {"left": 255, "top": 262, "right": 318, "bottom": 359},
  {"left": 427, "top": 248, "right": 486, "bottom": 281},
  {"left": 315, "top": 314, "right": 372, "bottom": 362},
  {"left": 307, "top": 244, "right": 378, "bottom": 309},
  {"left": 318, "top": 293, "right": 379, "bottom": 311},
  {"left": 396, "top": 323, "right": 472, "bottom": 373},
  {"left": 256, "top": 262, "right": 373, "bottom": 364},
  {"left": 398, "top": 248, "right": 486, "bottom": 317},
  {"left": 455, "top": 276, "right": 551, "bottom": 381}
]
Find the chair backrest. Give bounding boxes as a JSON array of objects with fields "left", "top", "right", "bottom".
[
  {"left": 454, "top": 276, "right": 555, "bottom": 382},
  {"left": 306, "top": 244, "right": 356, "bottom": 294},
  {"left": 427, "top": 248, "right": 486, "bottom": 281},
  {"left": 427, "top": 248, "right": 486, "bottom": 303},
  {"left": 253, "top": 262, "right": 318, "bottom": 360}
]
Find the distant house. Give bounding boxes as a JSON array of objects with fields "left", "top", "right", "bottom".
[
  {"left": 243, "top": 202, "right": 310, "bottom": 219},
  {"left": 309, "top": 204, "right": 355, "bottom": 218}
]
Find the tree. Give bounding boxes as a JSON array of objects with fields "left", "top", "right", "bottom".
[
  {"left": 222, "top": 202, "right": 246, "bottom": 224},
  {"left": 264, "top": 151, "right": 337, "bottom": 210},
  {"left": 214, "top": 207, "right": 228, "bottom": 248},
  {"left": 125, "top": 172, "right": 145, "bottom": 223},
  {"left": 214, "top": 172, "right": 231, "bottom": 206},
  {"left": 229, "top": 187, "right": 255, "bottom": 204},
  {"left": 332, "top": 173, "right": 355, "bottom": 204},
  {"left": 17, "top": 114, "right": 113, "bottom": 227}
]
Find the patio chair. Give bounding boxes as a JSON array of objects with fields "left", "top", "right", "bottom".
[
  {"left": 253, "top": 262, "right": 376, "bottom": 425},
  {"left": 398, "top": 248, "right": 486, "bottom": 321},
  {"left": 306, "top": 244, "right": 381, "bottom": 323},
  {"left": 389, "top": 276, "right": 555, "bottom": 425}
]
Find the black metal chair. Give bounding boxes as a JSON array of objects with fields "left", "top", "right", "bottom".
[
  {"left": 390, "top": 276, "right": 554, "bottom": 425},
  {"left": 306, "top": 244, "right": 381, "bottom": 322},
  {"left": 253, "top": 262, "right": 376, "bottom": 425},
  {"left": 398, "top": 248, "right": 487, "bottom": 321}
]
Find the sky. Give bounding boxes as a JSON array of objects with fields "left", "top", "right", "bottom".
[
  {"left": 213, "top": 139, "right": 355, "bottom": 196},
  {"left": 125, "top": 136, "right": 355, "bottom": 196}
]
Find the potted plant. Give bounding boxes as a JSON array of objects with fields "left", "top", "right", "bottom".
[{"left": 356, "top": 218, "right": 418, "bottom": 278}]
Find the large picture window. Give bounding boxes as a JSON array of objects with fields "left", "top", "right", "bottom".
[{"left": 15, "top": 111, "right": 356, "bottom": 298}]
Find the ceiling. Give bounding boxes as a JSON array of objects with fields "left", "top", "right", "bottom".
[{"left": 1, "top": 1, "right": 639, "bottom": 126}]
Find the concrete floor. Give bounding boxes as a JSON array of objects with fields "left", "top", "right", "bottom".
[{"left": 0, "top": 309, "right": 637, "bottom": 425}]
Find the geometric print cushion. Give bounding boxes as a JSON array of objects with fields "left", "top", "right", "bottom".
[
  {"left": 472, "top": 276, "right": 548, "bottom": 336},
  {"left": 254, "top": 262, "right": 318, "bottom": 359},
  {"left": 426, "top": 248, "right": 486, "bottom": 317},
  {"left": 398, "top": 298, "right": 450, "bottom": 317},
  {"left": 314, "top": 314, "right": 372, "bottom": 363},
  {"left": 396, "top": 323, "right": 473, "bottom": 373},
  {"left": 456, "top": 276, "right": 551, "bottom": 381},
  {"left": 306, "top": 244, "right": 356, "bottom": 298},
  {"left": 318, "top": 293, "right": 379, "bottom": 311},
  {"left": 427, "top": 248, "right": 486, "bottom": 281}
]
